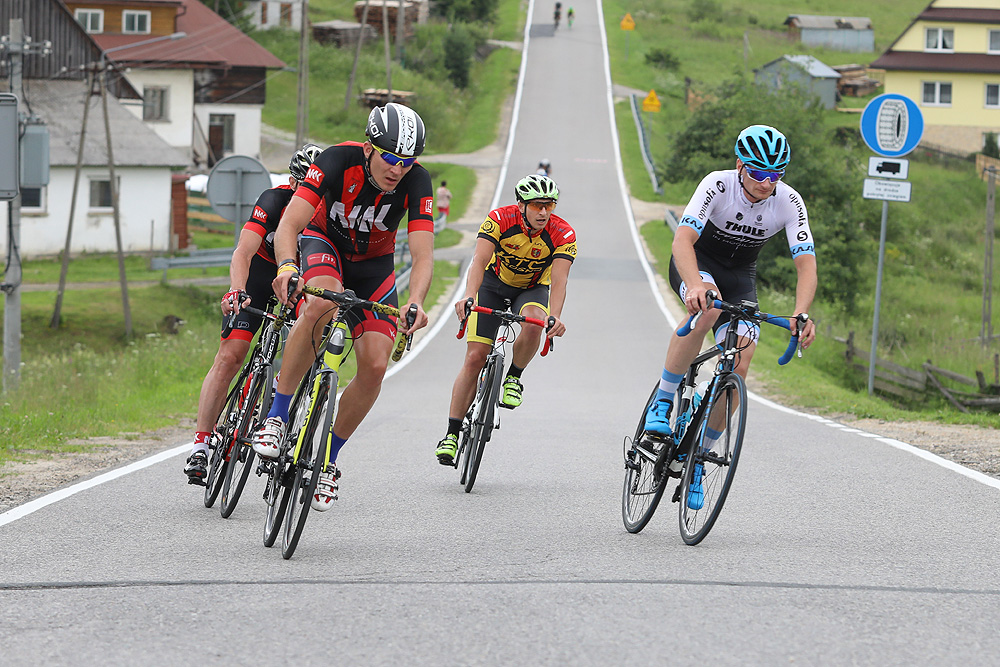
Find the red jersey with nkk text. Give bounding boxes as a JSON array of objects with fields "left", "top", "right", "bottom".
[{"left": 293, "top": 141, "right": 434, "bottom": 261}]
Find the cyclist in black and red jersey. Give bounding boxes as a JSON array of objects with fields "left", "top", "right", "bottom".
[
  {"left": 434, "top": 174, "right": 577, "bottom": 465},
  {"left": 250, "top": 103, "right": 434, "bottom": 510},
  {"left": 184, "top": 144, "right": 323, "bottom": 484}
]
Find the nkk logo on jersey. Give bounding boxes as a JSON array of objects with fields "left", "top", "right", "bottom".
[
  {"left": 305, "top": 166, "right": 324, "bottom": 187},
  {"left": 252, "top": 206, "right": 267, "bottom": 222},
  {"left": 421, "top": 197, "right": 433, "bottom": 215}
]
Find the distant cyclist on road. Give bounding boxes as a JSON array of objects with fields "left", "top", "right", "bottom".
[
  {"left": 536, "top": 158, "right": 551, "bottom": 177},
  {"left": 642, "top": 124, "right": 817, "bottom": 439},
  {"left": 250, "top": 103, "right": 434, "bottom": 509},
  {"left": 184, "top": 144, "right": 322, "bottom": 485},
  {"left": 567, "top": 6, "right": 574, "bottom": 28},
  {"left": 434, "top": 174, "right": 577, "bottom": 465},
  {"left": 554, "top": 1, "right": 562, "bottom": 29}
]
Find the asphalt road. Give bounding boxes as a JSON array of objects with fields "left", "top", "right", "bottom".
[{"left": 3, "top": 1, "right": 1000, "bottom": 664}]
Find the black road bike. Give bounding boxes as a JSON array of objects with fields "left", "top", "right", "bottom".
[{"left": 622, "top": 291, "right": 806, "bottom": 544}]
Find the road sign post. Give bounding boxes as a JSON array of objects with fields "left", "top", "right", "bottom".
[
  {"left": 859, "top": 94, "right": 923, "bottom": 396},
  {"left": 206, "top": 155, "right": 272, "bottom": 246},
  {"left": 620, "top": 13, "right": 634, "bottom": 60}
]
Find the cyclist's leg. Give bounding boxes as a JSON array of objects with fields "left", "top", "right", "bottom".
[
  {"left": 501, "top": 285, "right": 549, "bottom": 408},
  {"left": 254, "top": 235, "right": 342, "bottom": 457}
]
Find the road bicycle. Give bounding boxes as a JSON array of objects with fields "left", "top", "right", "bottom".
[
  {"left": 622, "top": 291, "right": 806, "bottom": 544},
  {"left": 202, "top": 297, "right": 294, "bottom": 519},
  {"left": 453, "top": 298, "right": 554, "bottom": 493},
  {"left": 258, "top": 282, "right": 403, "bottom": 559}
]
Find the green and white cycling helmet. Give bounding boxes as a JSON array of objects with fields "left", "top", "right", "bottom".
[
  {"left": 514, "top": 173, "right": 559, "bottom": 202},
  {"left": 734, "top": 124, "right": 790, "bottom": 171}
]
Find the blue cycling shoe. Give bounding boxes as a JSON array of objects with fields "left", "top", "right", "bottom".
[
  {"left": 687, "top": 463, "right": 705, "bottom": 510},
  {"left": 643, "top": 399, "right": 673, "bottom": 437}
]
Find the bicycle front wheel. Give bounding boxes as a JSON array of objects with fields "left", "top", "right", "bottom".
[
  {"left": 220, "top": 365, "right": 272, "bottom": 518},
  {"left": 262, "top": 457, "right": 290, "bottom": 547},
  {"left": 622, "top": 385, "right": 669, "bottom": 533},
  {"left": 464, "top": 357, "right": 501, "bottom": 493},
  {"left": 678, "top": 372, "right": 747, "bottom": 545},
  {"left": 281, "top": 375, "right": 334, "bottom": 559},
  {"left": 204, "top": 364, "right": 252, "bottom": 508}
]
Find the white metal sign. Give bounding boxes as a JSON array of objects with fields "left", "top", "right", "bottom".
[
  {"left": 863, "top": 178, "right": 912, "bottom": 202},
  {"left": 868, "top": 157, "right": 909, "bottom": 180}
]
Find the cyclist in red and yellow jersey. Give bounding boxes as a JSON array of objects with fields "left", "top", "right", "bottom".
[{"left": 435, "top": 174, "right": 577, "bottom": 464}]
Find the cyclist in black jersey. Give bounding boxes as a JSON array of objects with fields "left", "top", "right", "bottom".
[
  {"left": 184, "top": 144, "right": 322, "bottom": 484},
  {"left": 250, "top": 104, "right": 434, "bottom": 509},
  {"left": 643, "top": 125, "right": 817, "bottom": 438}
]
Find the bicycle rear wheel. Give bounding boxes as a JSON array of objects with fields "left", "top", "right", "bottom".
[
  {"left": 464, "top": 357, "right": 501, "bottom": 493},
  {"left": 204, "top": 364, "right": 252, "bottom": 508},
  {"left": 678, "top": 372, "right": 747, "bottom": 545},
  {"left": 281, "top": 375, "right": 334, "bottom": 559},
  {"left": 220, "top": 365, "right": 272, "bottom": 518},
  {"left": 622, "top": 385, "right": 670, "bottom": 533}
]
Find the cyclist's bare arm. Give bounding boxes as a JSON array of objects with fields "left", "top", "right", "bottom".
[
  {"left": 453, "top": 238, "right": 495, "bottom": 320},
  {"left": 792, "top": 253, "right": 818, "bottom": 348},
  {"left": 671, "top": 226, "right": 709, "bottom": 313},
  {"left": 402, "top": 229, "right": 434, "bottom": 334},
  {"left": 223, "top": 228, "right": 264, "bottom": 315},
  {"left": 545, "top": 257, "right": 572, "bottom": 338},
  {"left": 271, "top": 196, "right": 316, "bottom": 305}
]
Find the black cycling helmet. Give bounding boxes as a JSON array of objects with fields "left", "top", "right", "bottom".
[
  {"left": 734, "top": 125, "right": 790, "bottom": 171},
  {"left": 514, "top": 173, "right": 559, "bottom": 202},
  {"left": 288, "top": 143, "right": 323, "bottom": 181},
  {"left": 365, "top": 103, "right": 426, "bottom": 158}
]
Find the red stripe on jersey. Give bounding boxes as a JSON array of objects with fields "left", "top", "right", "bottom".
[{"left": 295, "top": 188, "right": 321, "bottom": 208}]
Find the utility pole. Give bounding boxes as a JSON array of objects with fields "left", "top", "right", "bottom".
[
  {"left": 984, "top": 167, "right": 996, "bottom": 346},
  {"left": 381, "top": 0, "right": 392, "bottom": 102},
  {"left": 394, "top": 0, "right": 405, "bottom": 65},
  {"left": 345, "top": 0, "right": 372, "bottom": 112},
  {"left": 100, "top": 63, "right": 133, "bottom": 338},
  {"left": 295, "top": 0, "right": 310, "bottom": 147},
  {"left": 2, "top": 19, "right": 50, "bottom": 392}
]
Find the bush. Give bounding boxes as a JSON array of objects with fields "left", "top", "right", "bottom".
[
  {"left": 662, "top": 77, "right": 868, "bottom": 310},
  {"left": 645, "top": 47, "right": 680, "bottom": 71},
  {"left": 687, "top": 0, "right": 722, "bottom": 23},
  {"left": 434, "top": 0, "right": 499, "bottom": 23},
  {"left": 443, "top": 24, "right": 477, "bottom": 89},
  {"left": 984, "top": 132, "right": 999, "bottom": 158}
]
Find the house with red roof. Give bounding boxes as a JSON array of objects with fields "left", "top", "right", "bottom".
[{"left": 63, "top": 0, "right": 286, "bottom": 167}]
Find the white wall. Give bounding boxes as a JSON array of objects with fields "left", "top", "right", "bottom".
[
  {"left": 245, "top": 0, "right": 304, "bottom": 30},
  {"left": 119, "top": 69, "right": 195, "bottom": 158},
  {"left": 0, "top": 166, "right": 176, "bottom": 258},
  {"left": 193, "top": 103, "right": 263, "bottom": 163}
]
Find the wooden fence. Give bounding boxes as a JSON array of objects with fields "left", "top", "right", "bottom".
[{"left": 836, "top": 332, "right": 1000, "bottom": 412}]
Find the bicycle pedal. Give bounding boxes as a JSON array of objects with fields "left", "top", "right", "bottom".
[
  {"left": 187, "top": 476, "right": 207, "bottom": 487},
  {"left": 671, "top": 484, "right": 681, "bottom": 503}
]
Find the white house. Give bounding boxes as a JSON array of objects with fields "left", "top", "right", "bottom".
[{"left": 0, "top": 80, "right": 188, "bottom": 259}]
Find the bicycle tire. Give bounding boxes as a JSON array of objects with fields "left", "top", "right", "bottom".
[
  {"left": 464, "top": 357, "right": 501, "bottom": 493},
  {"left": 622, "top": 385, "right": 670, "bottom": 533},
  {"left": 220, "top": 365, "right": 272, "bottom": 518},
  {"left": 458, "top": 417, "right": 473, "bottom": 485},
  {"left": 678, "top": 372, "right": 747, "bottom": 545},
  {"left": 203, "top": 363, "right": 252, "bottom": 508},
  {"left": 263, "top": 369, "right": 311, "bottom": 547},
  {"left": 281, "top": 376, "right": 333, "bottom": 559}
]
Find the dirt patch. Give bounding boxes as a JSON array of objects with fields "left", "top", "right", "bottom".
[{"left": 0, "top": 421, "right": 194, "bottom": 513}]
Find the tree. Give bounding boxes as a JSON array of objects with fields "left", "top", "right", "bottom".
[
  {"left": 663, "top": 77, "right": 868, "bottom": 310},
  {"left": 984, "top": 131, "right": 999, "bottom": 158}
]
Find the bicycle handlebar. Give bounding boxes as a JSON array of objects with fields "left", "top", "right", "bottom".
[
  {"left": 391, "top": 304, "right": 419, "bottom": 362},
  {"left": 456, "top": 298, "right": 556, "bottom": 356},
  {"left": 677, "top": 290, "right": 805, "bottom": 366}
]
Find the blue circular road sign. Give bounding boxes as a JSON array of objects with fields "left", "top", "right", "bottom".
[{"left": 860, "top": 94, "right": 924, "bottom": 157}]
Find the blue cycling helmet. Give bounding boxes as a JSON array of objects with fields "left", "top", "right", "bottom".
[{"left": 734, "top": 125, "right": 790, "bottom": 171}]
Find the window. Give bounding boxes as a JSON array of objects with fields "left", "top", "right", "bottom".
[
  {"left": 922, "top": 81, "right": 952, "bottom": 106},
  {"left": 75, "top": 9, "right": 103, "bottom": 34},
  {"left": 990, "top": 30, "right": 1000, "bottom": 54},
  {"left": 925, "top": 27, "right": 954, "bottom": 52},
  {"left": 280, "top": 3, "right": 292, "bottom": 27},
  {"left": 122, "top": 10, "right": 151, "bottom": 34},
  {"left": 21, "top": 187, "right": 44, "bottom": 211},
  {"left": 143, "top": 86, "right": 169, "bottom": 121},
  {"left": 987, "top": 84, "right": 1000, "bottom": 109},
  {"left": 89, "top": 179, "right": 117, "bottom": 209},
  {"left": 261, "top": 1, "right": 268, "bottom": 25}
]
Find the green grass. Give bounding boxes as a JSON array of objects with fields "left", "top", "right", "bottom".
[{"left": 0, "top": 259, "right": 460, "bottom": 467}]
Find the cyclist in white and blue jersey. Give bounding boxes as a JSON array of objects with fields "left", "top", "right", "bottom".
[{"left": 644, "top": 124, "right": 818, "bottom": 436}]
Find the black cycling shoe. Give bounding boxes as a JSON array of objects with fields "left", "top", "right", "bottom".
[{"left": 184, "top": 451, "right": 208, "bottom": 486}]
